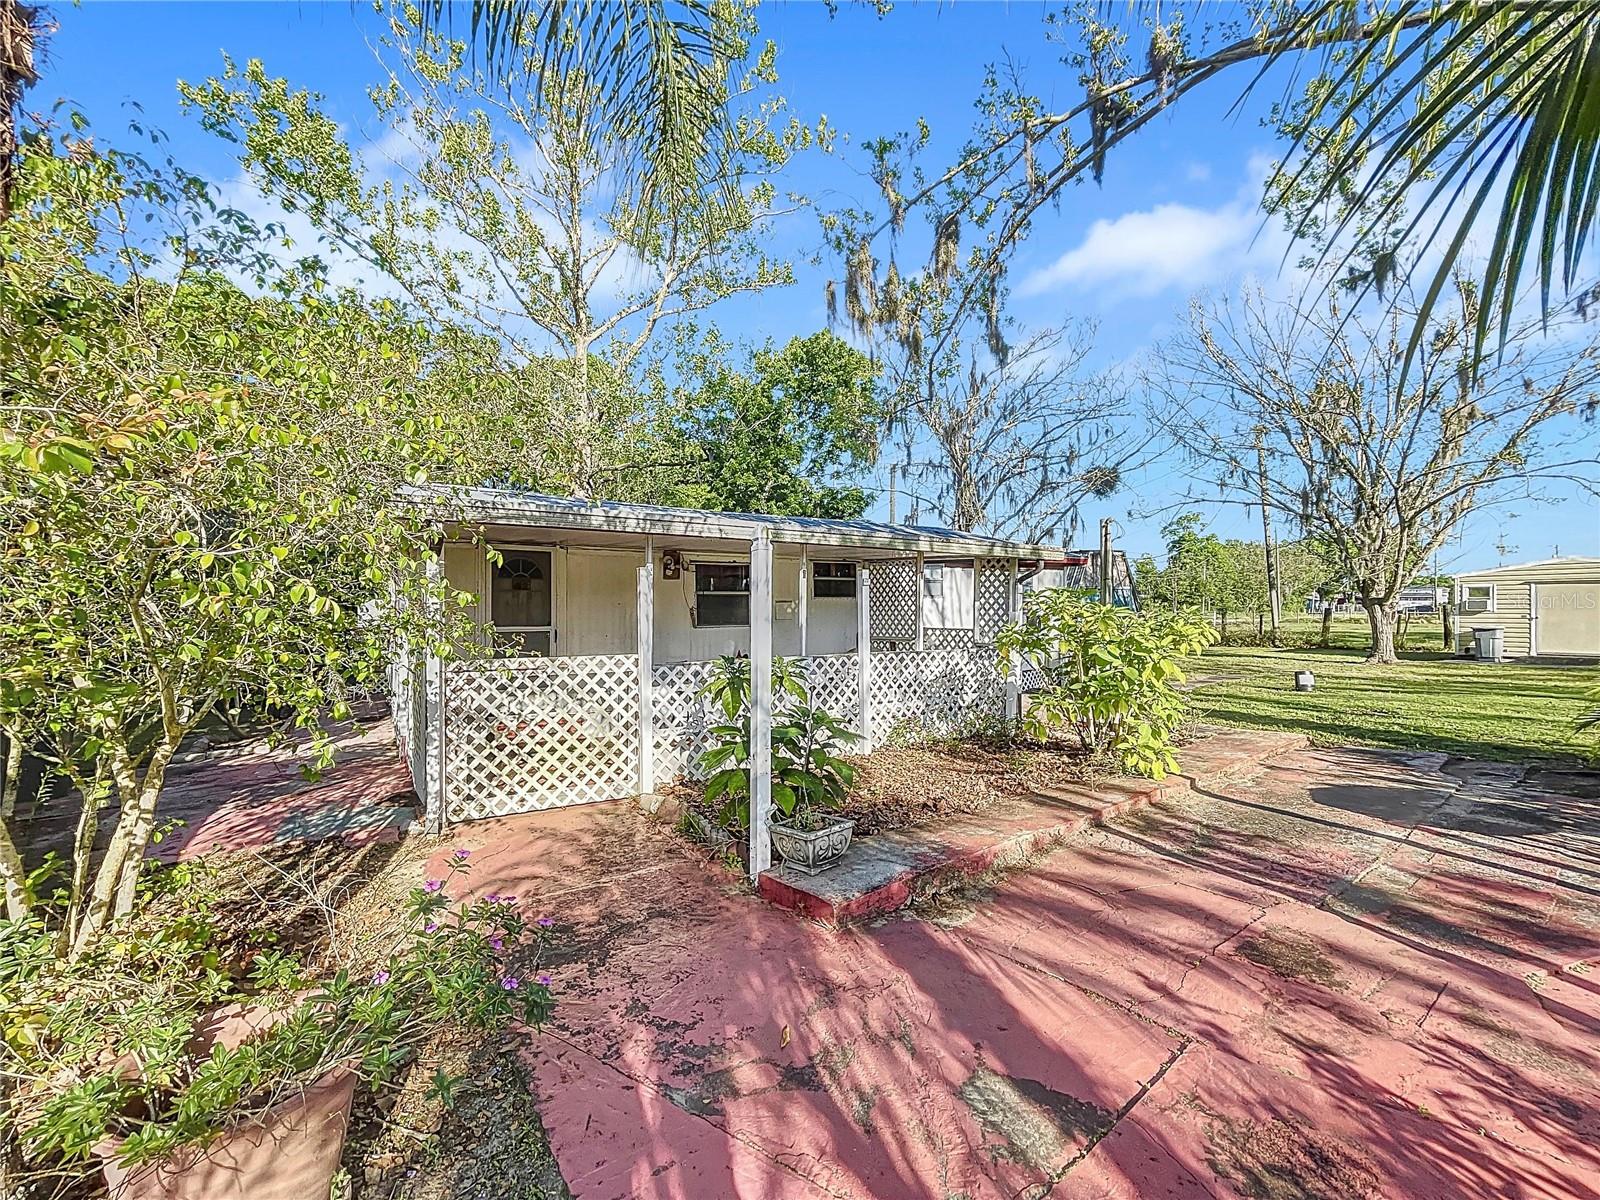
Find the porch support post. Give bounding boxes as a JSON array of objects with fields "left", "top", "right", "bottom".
[
  {"left": 636, "top": 560, "right": 654, "bottom": 795},
  {"left": 856, "top": 564, "right": 874, "bottom": 752},
  {"left": 748, "top": 530, "right": 774, "bottom": 879},
  {"left": 913, "top": 552, "right": 926, "bottom": 650},
  {"left": 973, "top": 557, "right": 985, "bottom": 641},
  {"left": 423, "top": 551, "right": 447, "bottom": 835},
  {"left": 1005, "top": 558, "right": 1022, "bottom": 722},
  {"left": 797, "top": 550, "right": 809, "bottom": 659}
]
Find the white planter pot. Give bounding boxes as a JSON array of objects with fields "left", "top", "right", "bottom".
[{"left": 770, "top": 815, "right": 855, "bottom": 875}]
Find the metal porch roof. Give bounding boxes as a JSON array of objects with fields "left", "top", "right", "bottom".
[{"left": 406, "top": 485, "right": 1067, "bottom": 561}]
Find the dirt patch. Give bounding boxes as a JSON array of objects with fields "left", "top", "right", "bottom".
[
  {"left": 958, "top": 1065, "right": 1115, "bottom": 1173},
  {"left": 1235, "top": 929, "right": 1346, "bottom": 992},
  {"left": 350, "top": 1036, "right": 569, "bottom": 1200},
  {"left": 1204, "top": 1112, "right": 1382, "bottom": 1200},
  {"left": 845, "top": 740, "right": 1109, "bottom": 835}
]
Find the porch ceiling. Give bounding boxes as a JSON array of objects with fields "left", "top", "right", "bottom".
[{"left": 410, "top": 485, "right": 1065, "bottom": 562}]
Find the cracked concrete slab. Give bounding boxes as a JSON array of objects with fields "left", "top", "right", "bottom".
[{"left": 424, "top": 739, "right": 1600, "bottom": 1199}]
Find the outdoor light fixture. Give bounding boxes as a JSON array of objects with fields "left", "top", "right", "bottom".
[{"left": 1294, "top": 669, "right": 1315, "bottom": 692}]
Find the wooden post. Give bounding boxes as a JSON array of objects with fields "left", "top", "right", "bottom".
[
  {"left": 748, "top": 530, "right": 774, "bottom": 879},
  {"left": 856, "top": 564, "right": 874, "bottom": 752},
  {"left": 1005, "top": 559, "right": 1021, "bottom": 721},
  {"left": 422, "top": 551, "right": 447, "bottom": 835},
  {"left": 636, "top": 561, "right": 654, "bottom": 795},
  {"left": 913, "top": 552, "right": 926, "bottom": 651},
  {"left": 797, "top": 549, "right": 809, "bottom": 659}
]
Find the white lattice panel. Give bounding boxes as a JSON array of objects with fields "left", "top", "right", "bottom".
[
  {"left": 974, "top": 558, "right": 1013, "bottom": 644},
  {"left": 802, "top": 653, "right": 858, "bottom": 722},
  {"left": 925, "top": 627, "right": 977, "bottom": 652},
  {"left": 443, "top": 655, "right": 639, "bottom": 820},
  {"left": 387, "top": 652, "right": 428, "bottom": 800},
  {"left": 869, "top": 647, "right": 1006, "bottom": 741},
  {"left": 651, "top": 660, "right": 719, "bottom": 785},
  {"left": 868, "top": 558, "right": 920, "bottom": 645}
]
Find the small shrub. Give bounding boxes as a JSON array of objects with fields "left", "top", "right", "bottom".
[
  {"left": 2, "top": 855, "right": 554, "bottom": 1176},
  {"left": 697, "top": 655, "right": 859, "bottom": 835},
  {"left": 997, "top": 594, "right": 1218, "bottom": 778}
]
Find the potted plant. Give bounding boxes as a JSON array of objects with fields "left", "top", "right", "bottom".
[
  {"left": 3, "top": 853, "right": 554, "bottom": 1200},
  {"left": 697, "top": 656, "right": 860, "bottom": 875}
]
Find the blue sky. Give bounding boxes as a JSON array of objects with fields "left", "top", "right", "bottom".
[{"left": 40, "top": 1, "right": 1600, "bottom": 570}]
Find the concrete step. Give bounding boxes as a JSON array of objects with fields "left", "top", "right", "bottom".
[{"left": 758, "top": 728, "right": 1306, "bottom": 926}]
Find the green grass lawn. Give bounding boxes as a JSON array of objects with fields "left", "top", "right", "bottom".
[{"left": 1187, "top": 615, "right": 1598, "bottom": 764}]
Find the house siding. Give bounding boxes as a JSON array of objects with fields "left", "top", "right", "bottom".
[
  {"left": 441, "top": 542, "right": 861, "bottom": 663},
  {"left": 1454, "top": 558, "right": 1600, "bottom": 658}
]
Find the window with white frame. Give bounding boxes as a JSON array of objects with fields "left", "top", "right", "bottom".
[
  {"left": 1459, "top": 584, "right": 1494, "bottom": 614},
  {"left": 694, "top": 562, "right": 750, "bottom": 626},
  {"left": 923, "top": 563, "right": 944, "bottom": 597},
  {"left": 489, "top": 549, "right": 553, "bottom": 655},
  {"left": 812, "top": 561, "right": 857, "bottom": 599}
]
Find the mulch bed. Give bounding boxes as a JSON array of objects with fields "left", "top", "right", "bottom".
[{"left": 841, "top": 738, "right": 1111, "bottom": 836}]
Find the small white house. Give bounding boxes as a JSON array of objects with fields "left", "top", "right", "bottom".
[
  {"left": 1454, "top": 556, "right": 1600, "bottom": 660},
  {"left": 389, "top": 487, "right": 1066, "bottom": 875}
]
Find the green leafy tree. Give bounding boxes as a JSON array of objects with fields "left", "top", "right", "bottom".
[
  {"left": 1149, "top": 275, "right": 1600, "bottom": 663},
  {"left": 0, "top": 129, "right": 482, "bottom": 954},
  {"left": 182, "top": 3, "right": 816, "bottom": 496},
  {"left": 666, "top": 330, "right": 883, "bottom": 518},
  {"left": 997, "top": 594, "right": 1218, "bottom": 779}
]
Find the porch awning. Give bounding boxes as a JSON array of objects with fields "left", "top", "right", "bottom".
[{"left": 407, "top": 485, "right": 1066, "bottom": 562}]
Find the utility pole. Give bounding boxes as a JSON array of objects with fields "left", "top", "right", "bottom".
[
  {"left": 1098, "top": 517, "right": 1113, "bottom": 605},
  {"left": 887, "top": 463, "right": 898, "bottom": 524},
  {"left": 1253, "top": 430, "right": 1281, "bottom": 642}
]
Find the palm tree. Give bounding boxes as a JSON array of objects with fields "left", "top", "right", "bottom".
[
  {"left": 844, "top": 1, "right": 1600, "bottom": 384},
  {"left": 1256, "top": 1, "right": 1600, "bottom": 380},
  {"left": 415, "top": 0, "right": 740, "bottom": 229}
]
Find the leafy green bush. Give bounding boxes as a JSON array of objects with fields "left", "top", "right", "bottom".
[
  {"left": 2, "top": 855, "right": 553, "bottom": 1175},
  {"left": 997, "top": 593, "right": 1218, "bottom": 778},
  {"left": 697, "top": 655, "right": 860, "bottom": 835}
]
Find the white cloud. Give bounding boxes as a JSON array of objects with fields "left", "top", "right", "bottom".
[
  {"left": 1184, "top": 161, "right": 1212, "bottom": 183},
  {"left": 1019, "top": 154, "right": 1286, "bottom": 301}
]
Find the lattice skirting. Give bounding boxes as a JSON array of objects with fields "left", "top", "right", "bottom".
[
  {"left": 443, "top": 655, "right": 639, "bottom": 821},
  {"left": 387, "top": 652, "right": 429, "bottom": 802},
  {"left": 650, "top": 653, "right": 863, "bottom": 787},
  {"left": 409, "top": 643, "right": 1011, "bottom": 824},
  {"left": 870, "top": 648, "right": 1007, "bottom": 740}
]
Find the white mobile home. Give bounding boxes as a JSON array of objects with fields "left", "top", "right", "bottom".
[{"left": 389, "top": 489, "right": 1065, "bottom": 873}]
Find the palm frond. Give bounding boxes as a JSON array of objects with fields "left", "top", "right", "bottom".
[
  {"left": 416, "top": 0, "right": 739, "bottom": 230},
  {"left": 1248, "top": 0, "right": 1600, "bottom": 380}
]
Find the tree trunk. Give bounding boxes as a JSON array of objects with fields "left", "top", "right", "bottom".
[
  {"left": 72, "top": 738, "right": 177, "bottom": 955},
  {"left": 1441, "top": 602, "right": 1456, "bottom": 651},
  {"left": 1364, "top": 598, "right": 1399, "bottom": 664},
  {"left": 0, "top": 732, "right": 19, "bottom": 819},
  {"left": 1319, "top": 603, "right": 1333, "bottom": 648},
  {"left": 0, "top": 810, "right": 28, "bottom": 921}
]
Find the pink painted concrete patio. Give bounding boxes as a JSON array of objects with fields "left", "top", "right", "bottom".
[{"left": 431, "top": 740, "right": 1600, "bottom": 1200}]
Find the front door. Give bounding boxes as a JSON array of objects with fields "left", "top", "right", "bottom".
[{"left": 489, "top": 548, "right": 555, "bottom": 655}]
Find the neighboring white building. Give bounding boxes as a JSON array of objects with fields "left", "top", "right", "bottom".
[{"left": 1454, "top": 556, "right": 1600, "bottom": 659}]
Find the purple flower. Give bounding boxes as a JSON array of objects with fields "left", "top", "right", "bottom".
[
  {"left": 485, "top": 893, "right": 501, "bottom": 904},
  {"left": 536, "top": 974, "right": 552, "bottom": 987},
  {"left": 425, "top": 921, "right": 439, "bottom": 933},
  {"left": 371, "top": 970, "right": 390, "bottom": 985},
  {"left": 502, "top": 895, "right": 518, "bottom": 904},
  {"left": 500, "top": 976, "right": 521, "bottom": 991},
  {"left": 537, "top": 915, "right": 555, "bottom": 929},
  {"left": 452, "top": 848, "right": 471, "bottom": 861},
  {"left": 423, "top": 879, "right": 444, "bottom": 893},
  {"left": 489, "top": 936, "right": 504, "bottom": 951}
]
